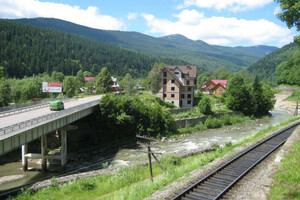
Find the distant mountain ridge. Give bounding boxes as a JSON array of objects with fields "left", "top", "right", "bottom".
[
  {"left": 0, "top": 20, "right": 185, "bottom": 78},
  {"left": 9, "top": 18, "right": 278, "bottom": 72},
  {"left": 246, "top": 42, "right": 299, "bottom": 82}
]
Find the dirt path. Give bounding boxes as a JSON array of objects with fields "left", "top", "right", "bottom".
[{"left": 274, "top": 91, "right": 297, "bottom": 115}]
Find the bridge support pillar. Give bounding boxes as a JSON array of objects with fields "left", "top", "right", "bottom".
[
  {"left": 41, "top": 135, "right": 48, "bottom": 171},
  {"left": 21, "top": 144, "right": 28, "bottom": 171},
  {"left": 61, "top": 130, "right": 67, "bottom": 168}
]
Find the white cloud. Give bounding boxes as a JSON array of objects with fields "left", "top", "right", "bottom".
[
  {"left": 127, "top": 12, "right": 138, "bottom": 20},
  {"left": 274, "top": 6, "right": 281, "bottom": 15},
  {"left": 179, "top": 0, "right": 273, "bottom": 12},
  {"left": 0, "top": 0, "right": 124, "bottom": 30},
  {"left": 142, "top": 9, "right": 293, "bottom": 46}
]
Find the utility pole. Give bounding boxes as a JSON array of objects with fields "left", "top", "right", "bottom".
[{"left": 136, "top": 134, "right": 165, "bottom": 182}]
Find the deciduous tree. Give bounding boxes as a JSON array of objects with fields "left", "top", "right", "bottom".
[
  {"left": 275, "top": 0, "right": 300, "bottom": 43},
  {"left": 150, "top": 63, "right": 165, "bottom": 94},
  {"left": 96, "top": 67, "right": 113, "bottom": 94}
]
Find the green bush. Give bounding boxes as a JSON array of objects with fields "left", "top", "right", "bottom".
[
  {"left": 198, "top": 97, "right": 213, "bottom": 115},
  {"left": 205, "top": 116, "right": 223, "bottom": 128},
  {"left": 99, "top": 94, "right": 176, "bottom": 138}
]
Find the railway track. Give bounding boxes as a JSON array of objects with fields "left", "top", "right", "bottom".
[{"left": 172, "top": 121, "right": 300, "bottom": 200}]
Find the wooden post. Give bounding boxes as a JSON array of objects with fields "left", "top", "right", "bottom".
[
  {"left": 294, "top": 102, "right": 298, "bottom": 116},
  {"left": 61, "top": 130, "right": 67, "bottom": 168},
  {"left": 148, "top": 144, "right": 153, "bottom": 182},
  {"left": 151, "top": 151, "right": 166, "bottom": 173},
  {"left": 41, "top": 135, "right": 48, "bottom": 171},
  {"left": 21, "top": 144, "right": 28, "bottom": 171}
]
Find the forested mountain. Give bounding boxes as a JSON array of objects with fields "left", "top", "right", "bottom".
[
  {"left": 10, "top": 18, "right": 278, "bottom": 72},
  {"left": 246, "top": 42, "right": 300, "bottom": 82},
  {"left": 0, "top": 20, "right": 186, "bottom": 78}
]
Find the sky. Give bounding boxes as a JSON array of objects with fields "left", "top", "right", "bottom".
[{"left": 0, "top": 0, "right": 297, "bottom": 47}]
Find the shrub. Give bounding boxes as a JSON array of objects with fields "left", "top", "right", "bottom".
[
  {"left": 205, "top": 116, "right": 222, "bottom": 128},
  {"left": 198, "top": 97, "right": 212, "bottom": 115}
]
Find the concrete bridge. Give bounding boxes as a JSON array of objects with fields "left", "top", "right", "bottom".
[{"left": 0, "top": 95, "right": 102, "bottom": 171}]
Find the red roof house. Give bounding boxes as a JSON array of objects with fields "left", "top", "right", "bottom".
[
  {"left": 84, "top": 77, "right": 96, "bottom": 82},
  {"left": 202, "top": 79, "right": 227, "bottom": 96}
]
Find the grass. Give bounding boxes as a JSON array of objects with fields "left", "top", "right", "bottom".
[
  {"left": 268, "top": 134, "right": 300, "bottom": 200},
  {"left": 177, "top": 114, "right": 253, "bottom": 135},
  {"left": 12, "top": 116, "right": 300, "bottom": 200},
  {"left": 284, "top": 91, "right": 300, "bottom": 102}
]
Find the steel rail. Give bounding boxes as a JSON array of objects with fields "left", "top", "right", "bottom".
[{"left": 172, "top": 121, "right": 300, "bottom": 200}]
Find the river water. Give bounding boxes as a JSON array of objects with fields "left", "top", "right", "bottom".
[
  {"left": 0, "top": 110, "right": 293, "bottom": 191},
  {"left": 110, "top": 110, "right": 293, "bottom": 167}
]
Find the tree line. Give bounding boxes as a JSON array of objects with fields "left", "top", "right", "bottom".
[{"left": 0, "top": 20, "right": 185, "bottom": 79}]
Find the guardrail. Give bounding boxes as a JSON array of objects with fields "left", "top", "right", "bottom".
[
  {"left": 0, "top": 99, "right": 100, "bottom": 138},
  {"left": 0, "top": 98, "right": 78, "bottom": 118}
]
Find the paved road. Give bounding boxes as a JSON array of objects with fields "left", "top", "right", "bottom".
[{"left": 0, "top": 95, "right": 102, "bottom": 129}]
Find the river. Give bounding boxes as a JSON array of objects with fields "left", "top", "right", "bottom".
[{"left": 0, "top": 110, "right": 293, "bottom": 191}]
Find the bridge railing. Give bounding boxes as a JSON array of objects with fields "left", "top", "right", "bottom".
[
  {"left": 0, "top": 98, "right": 78, "bottom": 118},
  {"left": 0, "top": 99, "right": 100, "bottom": 137}
]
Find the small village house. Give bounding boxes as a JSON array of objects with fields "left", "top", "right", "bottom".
[
  {"left": 202, "top": 79, "right": 227, "bottom": 97},
  {"left": 157, "top": 65, "right": 197, "bottom": 107}
]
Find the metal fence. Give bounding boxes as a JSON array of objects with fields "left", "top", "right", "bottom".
[{"left": 0, "top": 99, "right": 99, "bottom": 138}]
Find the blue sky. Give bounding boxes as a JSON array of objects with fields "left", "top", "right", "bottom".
[{"left": 0, "top": 0, "right": 297, "bottom": 47}]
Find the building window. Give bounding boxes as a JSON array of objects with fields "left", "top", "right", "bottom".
[
  {"left": 175, "top": 72, "right": 179, "bottom": 75},
  {"left": 163, "top": 79, "right": 167, "bottom": 85},
  {"left": 163, "top": 94, "right": 167, "bottom": 98},
  {"left": 181, "top": 94, "right": 185, "bottom": 99},
  {"left": 171, "top": 79, "right": 175, "bottom": 83},
  {"left": 187, "top": 94, "right": 191, "bottom": 98},
  {"left": 171, "top": 101, "right": 174, "bottom": 104},
  {"left": 186, "top": 80, "right": 190, "bottom": 85},
  {"left": 187, "top": 100, "right": 191, "bottom": 104},
  {"left": 188, "top": 87, "right": 192, "bottom": 91},
  {"left": 194, "top": 80, "right": 197, "bottom": 85},
  {"left": 171, "top": 94, "right": 175, "bottom": 98},
  {"left": 163, "top": 72, "right": 167, "bottom": 77},
  {"left": 219, "top": 89, "right": 223, "bottom": 94},
  {"left": 171, "top": 87, "right": 175, "bottom": 91}
]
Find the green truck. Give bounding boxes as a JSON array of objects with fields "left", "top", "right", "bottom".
[{"left": 49, "top": 101, "right": 64, "bottom": 111}]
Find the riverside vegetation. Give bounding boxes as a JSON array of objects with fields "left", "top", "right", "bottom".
[{"left": 11, "top": 116, "right": 300, "bottom": 200}]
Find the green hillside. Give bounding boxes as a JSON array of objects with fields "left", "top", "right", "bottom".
[
  {"left": 246, "top": 42, "right": 300, "bottom": 82},
  {"left": 11, "top": 18, "right": 278, "bottom": 72},
  {"left": 0, "top": 20, "right": 185, "bottom": 78}
]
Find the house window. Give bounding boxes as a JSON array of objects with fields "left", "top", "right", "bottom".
[
  {"left": 219, "top": 89, "right": 223, "bottom": 94},
  {"left": 188, "top": 87, "right": 192, "bottom": 91},
  {"left": 187, "top": 100, "right": 191, "bottom": 104},
  {"left": 163, "top": 94, "right": 167, "bottom": 98},
  {"left": 187, "top": 94, "right": 191, "bottom": 98},
  {"left": 194, "top": 80, "right": 197, "bottom": 85},
  {"left": 163, "top": 72, "right": 167, "bottom": 77},
  {"left": 163, "top": 79, "right": 167, "bottom": 85},
  {"left": 186, "top": 80, "right": 190, "bottom": 85},
  {"left": 181, "top": 94, "right": 185, "bottom": 99},
  {"left": 171, "top": 94, "right": 175, "bottom": 98},
  {"left": 171, "top": 79, "right": 175, "bottom": 83},
  {"left": 171, "top": 87, "right": 175, "bottom": 91},
  {"left": 175, "top": 72, "right": 179, "bottom": 75}
]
